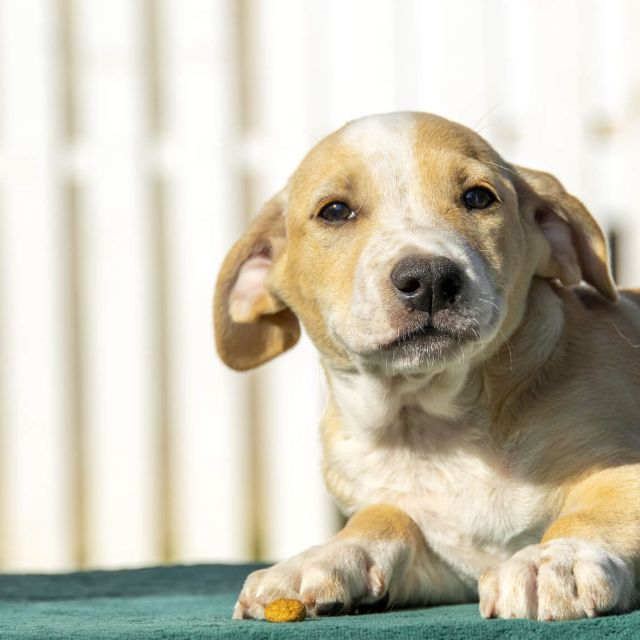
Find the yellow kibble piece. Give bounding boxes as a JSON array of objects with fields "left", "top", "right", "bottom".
[{"left": 264, "top": 598, "right": 307, "bottom": 622}]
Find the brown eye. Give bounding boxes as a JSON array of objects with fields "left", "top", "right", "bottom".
[
  {"left": 318, "top": 202, "right": 356, "bottom": 224},
  {"left": 463, "top": 187, "right": 495, "bottom": 210}
]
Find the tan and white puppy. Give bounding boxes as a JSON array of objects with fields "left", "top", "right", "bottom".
[{"left": 215, "top": 112, "right": 640, "bottom": 621}]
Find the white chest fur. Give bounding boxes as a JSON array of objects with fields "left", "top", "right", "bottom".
[{"left": 324, "top": 372, "right": 557, "bottom": 585}]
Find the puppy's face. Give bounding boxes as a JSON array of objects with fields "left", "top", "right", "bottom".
[
  {"left": 277, "top": 113, "right": 523, "bottom": 372},
  {"left": 216, "top": 113, "right": 616, "bottom": 374}
]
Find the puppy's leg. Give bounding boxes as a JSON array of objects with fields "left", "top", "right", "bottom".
[
  {"left": 234, "top": 503, "right": 459, "bottom": 619},
  {"left": 479, "top": 464, "right": 640, "bottom": 620}
]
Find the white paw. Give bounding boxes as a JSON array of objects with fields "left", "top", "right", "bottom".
[
  {"left": 479, "top": 538, "right": 637, "bottom": 620},
  {"left": 233, "top": 540, "right": 388, "bottom": 619}
]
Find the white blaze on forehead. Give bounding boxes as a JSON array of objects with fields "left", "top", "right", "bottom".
[{"left": 340, "top": 112, "right": 423, "bottom": 202}]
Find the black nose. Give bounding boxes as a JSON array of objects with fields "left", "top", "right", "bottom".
[{"left": 390, "top": 255, "right": 463, "bottom": 313}]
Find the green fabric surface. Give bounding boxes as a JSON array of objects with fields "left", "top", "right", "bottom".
[{"left": 1, "top": 563, "right": 639, "bottom": 639}]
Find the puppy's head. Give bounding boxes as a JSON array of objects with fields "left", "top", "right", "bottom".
[{"left": 215, "top": 112, "right": 616, "bottom": 373}]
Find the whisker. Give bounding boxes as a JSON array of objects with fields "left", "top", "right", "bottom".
[{"left": 484, "top": 160, "right": 521, "bottom": 179}]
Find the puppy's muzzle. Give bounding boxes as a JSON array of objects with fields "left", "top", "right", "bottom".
[{"left": 391, "top": 255, "right": 463, "bottom": 314}]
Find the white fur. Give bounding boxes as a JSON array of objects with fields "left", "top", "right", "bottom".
[
  {"left": 233, "top": 522, "right": 470, "bottom": 620},
  {"left": 479, "top": 538, "right": 636, "bottom": 620},
  {"left": 324, "top": 368, "right": 555, "bottom": 585},
  {"left": 233, "top": 538, "right": 402, "bottom": 619}
]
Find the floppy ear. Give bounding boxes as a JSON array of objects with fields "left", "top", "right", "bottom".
[
  {"left": 516, "top": 165, "right": 618, "bottom": 302},
  {"left": 214, "top": 191, "right": 300, "bottom": 371}
]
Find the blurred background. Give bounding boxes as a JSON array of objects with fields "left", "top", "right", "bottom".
[{"left": 1, "top": 0, "right": 639, "bottom": 573}]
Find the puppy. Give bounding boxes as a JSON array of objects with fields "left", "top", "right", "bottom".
[{"left": 214, "top": 112, "right": 640, "bottom": 621}]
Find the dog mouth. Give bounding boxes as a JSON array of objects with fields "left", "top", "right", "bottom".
[
  {"left": 379, "top": 321, "right": 450, "bottom": 351},
  {"left": 338, "top": 293, "right": 501, "bottom": 370},
  {"left": 379, "top": 305, "right": 483, "bottom": 349}
]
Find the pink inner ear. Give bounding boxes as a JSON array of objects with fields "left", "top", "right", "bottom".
[
  {"left": 536, "top": 208, "right": 582, "bottom": 286},
  {"left": 229, "top": 255, "right": 273, "bottom": 323}
]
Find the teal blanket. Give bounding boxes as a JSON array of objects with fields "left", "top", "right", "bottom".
[{"left": 1, "top": 563, "right": 639, "bottom": 639}]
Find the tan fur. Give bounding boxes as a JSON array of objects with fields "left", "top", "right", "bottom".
[
  {"left": 515, "top": 166, "right": 618, "bottom": 301},
  {"left": 541, "top": 465, "right": 640, "bottom": 557},
  {"left": 336, "top": 504, "right": 426, "bottom": 546},
  {"left": 217, "top": 112, "right": 640, "bottom": 621}
]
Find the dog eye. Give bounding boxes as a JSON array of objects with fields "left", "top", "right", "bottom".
[
  {"left": 318, "top": 202, "right": 356, "bottom": 224},
  {"left": 463, "top": 188, "right": 496, "bottom": 210}
]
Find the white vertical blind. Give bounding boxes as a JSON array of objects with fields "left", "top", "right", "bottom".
[
  {"left": 0, "top": 0, "right": 72, "bottom": 571},
  {"left": 71, "top": 0, "right": 159, "bottom": 567},
  {"left": 0, "top": 0, "right": 639, "bottom": 572},
  {"left": 158, "top": 0, "right": 251, "bottom": 563}
]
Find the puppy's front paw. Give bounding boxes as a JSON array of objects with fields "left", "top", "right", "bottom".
[
  {"left": 479, "top": 538, "right": 636, "bottom": 620},
  {"left": 233, "top": 540, "right": 387, "bottom": 620}
]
